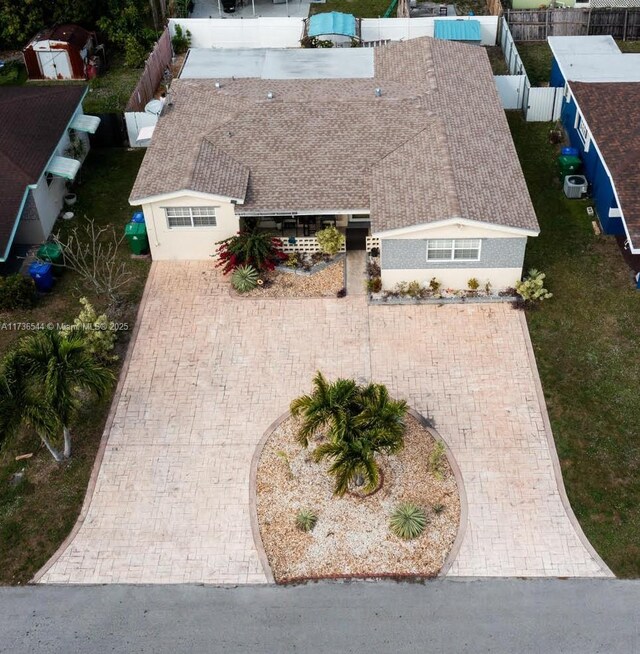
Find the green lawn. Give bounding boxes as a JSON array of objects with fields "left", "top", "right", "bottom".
[
  {"left": 517, "top": 39, "right": 640, "bottom": 87},
  {"left": 508, "top": 113, "right": 640, "bottom": 577},
  {"left": 0, "top": 148, "right": 148, "bottom": 584},
  {"left": 309, "top": 0, "right": 392, "bottom": 18},
  {"left": 83, "top": 54, "right": 143, "bottom": 114}
]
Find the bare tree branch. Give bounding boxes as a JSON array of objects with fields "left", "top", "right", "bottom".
[{"left": 51, "top": 220, "right": 134, "bottom": 304}]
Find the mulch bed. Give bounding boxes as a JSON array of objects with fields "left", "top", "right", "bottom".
[{"left": 256, "top": 413, "right": 460, "bottom": 583}]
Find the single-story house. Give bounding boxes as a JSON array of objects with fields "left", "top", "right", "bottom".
[
  {"left": 23, "top": 24, "right": 97, "bottom": 81},
  {"left": 549, "top": 36, "right": 640, "bottom": 247},
  {"left": 0, "top": 86, "right": 100, "bottom": 261},
  {"left": 129, "top": 38, "right": 539, "bottom": 291}
]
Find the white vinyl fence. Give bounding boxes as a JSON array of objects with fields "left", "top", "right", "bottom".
[
  {"left": 494, "top": 17, "right": 563, "bottom": 122},
  {"left": 169, "top": 16, "right": 499, "bottom": 48},
  {"left": 494, "top": 75, "right": 526, "bottom": 110}
]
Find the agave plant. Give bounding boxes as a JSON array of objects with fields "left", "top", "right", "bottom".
[
  {"left": 390, "top": 503, "right": 427, "bottom": 540},
  {"left": 296, "top": 508, "right": 318, "bottom": 532},
  {"left": 231, "top": 265, "right": 259, "bottom": 293}
]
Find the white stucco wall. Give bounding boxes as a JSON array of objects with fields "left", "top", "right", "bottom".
[
  {"left": 381, "top": 267, "right": 522, "bottom": 291},
  {"left": 14, "top": 106, "right": 89, "bottom": 245},
  {"left": 140, "top": 194, "right": 240, "bottom": 260}
]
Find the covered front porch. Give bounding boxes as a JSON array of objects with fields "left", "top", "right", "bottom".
[{"left": 240, "top": 213, "right": 371, "bottom": 250}]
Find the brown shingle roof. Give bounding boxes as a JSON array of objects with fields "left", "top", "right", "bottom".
[
  {"left": 0, "top": 85, "right": 85, "bottom": 257},
  {"left": 130, "top": 38, "right": 538, "bottom": 235},
  {"left": 569, "top": 81, "right": 640, "bottom": 246}
]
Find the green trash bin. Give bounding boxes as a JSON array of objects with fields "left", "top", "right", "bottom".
[
  {"left": 37, "top": 242, "right": 63, "bottom": 265},
  {"left": 557, "top": 155, "right": 582, "bottom": 181},
  {"left": 125, "top": 222, "right": 149, "bottom": 255}
]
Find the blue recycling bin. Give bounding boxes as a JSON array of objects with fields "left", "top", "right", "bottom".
[
  {"left": 561, "top": 147, "right": 579, "bottom": 157},
  {"left": 131, "top": 211, "right": 145, "bottom": 224},
  {"left": 28, "top": 261, "right": 54, "bottom": 292}
]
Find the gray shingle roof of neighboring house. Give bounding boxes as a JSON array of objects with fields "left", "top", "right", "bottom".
[
  {"left": 569, "top": 81, "right": 640, "bottom": 247},
  {"left": 129, "top": 38, "right": 539, "bottom": 235},
  {"left": 0, "top": 85, "right": 86, "bottom": 258}
]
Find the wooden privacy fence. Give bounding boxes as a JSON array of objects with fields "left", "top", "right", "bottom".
[
  {"left": 125, "top": 28, "right": 173, "bottom": 112},
  {"left": 506, "top": 7, "right": 640, "bottom": 41}
]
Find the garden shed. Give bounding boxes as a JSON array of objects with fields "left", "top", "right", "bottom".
[{"left": 23, "top": 24, "right": 97, "bottom": 81}]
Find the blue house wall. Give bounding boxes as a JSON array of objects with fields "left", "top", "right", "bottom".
[
  {"left": 550, "top": 58, "right": 565, "bottom": 87},
  {"left": 560, "top": 94, "right": 625, "bottom": 235}
]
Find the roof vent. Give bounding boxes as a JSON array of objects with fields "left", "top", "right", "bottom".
[
  {"left": 267, "top": 91, "right": 274, "bottom": 100},
  {"left": 375, "top": 87, "right": 382, "bottom": 97},
  {"left": 215, "top": 81, "right": 222, "bottom": 88}
]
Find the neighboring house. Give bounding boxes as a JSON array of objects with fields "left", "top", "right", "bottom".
[
  {"left": 0, "top": 86, "right": 100, "bottom": 262},
  {"left": 23, "top": 24, "right": 97, "bottom": 81},
  {"left": 549, "top": 36, "right": 640, "bottom": 246},
  {"left": 129, "top": 38, "right": 539, "bottom": 291}
]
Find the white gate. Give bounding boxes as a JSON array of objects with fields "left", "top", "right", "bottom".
[
  {"left": 494, "top": 75, "right": 526, "bottom": 110},
  {"left": 525, "top": 86, "right": 563, "bottom": 122}
]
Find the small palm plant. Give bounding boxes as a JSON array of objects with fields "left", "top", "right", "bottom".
[
  {"left": 9, "top": 330, "right": 114, "bottom": 461},
  {"left": 291, "top": 373, "right": 407, "bottom": 496},
  {"left": 296, "top": 508, "right": 318, "bottom": 532},
  {"left": 231, "top": 265, "right": 259, "bottom": 293},
  {"left": 390, "top": 503, "right": 428, "bottom": 540}
]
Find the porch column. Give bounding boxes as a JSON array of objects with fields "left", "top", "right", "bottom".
[
  {"left": 252, "top": 0, "right": 256, "bottom": 15},
  {"left": 217, "top": 0, "right": 222, "bottom": 16},
  {"left": 286, "top": 0, "right": 289, "bottom": 16}
]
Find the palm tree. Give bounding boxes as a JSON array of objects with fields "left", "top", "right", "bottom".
[
  {"left": 15, "top": 330, "right": 115, "bottom": 460},
  {"left": 0, "top": 351, "right": 62, "bottom": 460},
  {"left": 291, "top": 373, "right": 407, "bottom": 495},
  {"left": 290, "top": 371, "right": 359, "bottom": 447}
]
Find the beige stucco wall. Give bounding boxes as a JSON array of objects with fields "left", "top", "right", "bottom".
[
  {"left": 141, "top": 195, "right": 239, "bottom": 260},
  {"left": 381, "top": 267, "right": 522, "bottom": 291}
]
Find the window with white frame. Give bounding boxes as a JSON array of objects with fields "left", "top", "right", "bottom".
[
  {"left": 426, "top": 239, "right": 481, "bottom": 262},
  {"left": 165, "top": 206, "right": 217, "bottom": 228},
  {"left": 577, "top": 115, "right": 589, "bottom": 144}
]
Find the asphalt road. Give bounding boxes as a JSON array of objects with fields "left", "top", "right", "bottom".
[{"left": 1, "top": 579, "right": 639, "bottom": 653}]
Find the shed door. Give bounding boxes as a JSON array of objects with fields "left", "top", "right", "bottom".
[{"left": 38, "top": 49, "right": 71, "bottom": 79}]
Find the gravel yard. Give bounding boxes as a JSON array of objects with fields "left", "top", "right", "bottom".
[
  {"left": 241, "top": 259, "right": 344, "bottom": 299},
  {"left": 256, "top": 414, "right": 460, "bottom": 583}
]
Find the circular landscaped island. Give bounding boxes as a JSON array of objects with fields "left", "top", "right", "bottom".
[{"left": 254, "top": 375, "right": 461, "bottom": 583}]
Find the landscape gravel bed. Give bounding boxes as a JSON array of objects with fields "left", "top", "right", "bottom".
[
  {"left": 241, "top": 259, "right": 344, "bottom": 299},
  {"left": 256, "top": 414, "right": 460, "bottom": 583}
]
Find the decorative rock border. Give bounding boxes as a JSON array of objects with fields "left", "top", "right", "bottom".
[
  {"left": 369, "top": 294, "right": 520, "bottom": 306},
  {"left": 248, "top": 407, "right": 468, "bottom": 585},
  {"left": 275, "top": 253, "right": 345, "bottom": 277}
]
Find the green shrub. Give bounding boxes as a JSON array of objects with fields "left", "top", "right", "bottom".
[
  {"left": 215, "top": 231, "right": 286, "bottom": 274},
  {"left": 467, "top": 278, "right": 480, "bottom": 291},
  {"left": 171, "top": 24, "right": 192, "bottom": 54},
  {"left": 515, "top": 269, "right": 553, "bottom": 303},
  {"left": 316, "top": 226, "right": 344, "bottom": 256},
  {"left": 406, "top": 281, "right": 423, "bottom": 298},
  {"left": 366, "top": 277, "right": 382, "bottom": 293},
  {"left": 61, "top": 297, "right": 117, "bottom": 363},
  {"left": 285, "top": 253, "right": 299, "bottom": 268},
  {"left": 296, "top": 508, "right": 318, "bottom": 532},
  {"left": 300, "top": 36, "right": 334, "bottom": 48},
  {"left": 390, "top": 503, "right": 427, "bottom": 540},
  {"left": 0, "top": 274, "right": 38, "bottom": 311},
  {"left": 429, "top": 277, "right": 441, "bottom": 293},
  {"left": 231, "top": 265, "right": 259, "bottom": 293},
  {"left": 429, "top": 441, "right": 446, "bottom": 480},
  {"left": 124, "top": 36, "right": 148, "bottom": 68},
  {"left": 433, "top": 503, "right": 445, "bottom": 515}
]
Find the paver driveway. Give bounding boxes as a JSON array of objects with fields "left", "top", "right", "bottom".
[{"left": 37, "top": 262, "right": 610, "bottom": 583}]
